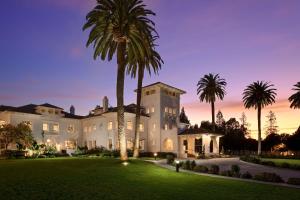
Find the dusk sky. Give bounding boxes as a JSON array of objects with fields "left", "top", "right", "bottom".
[{"left": 0, "top": 0, "right": 299, "bottom": 138}]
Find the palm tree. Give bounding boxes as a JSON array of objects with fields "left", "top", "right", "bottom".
[
  {"left": 83, "top": 0, "right": 157, "bottom": 161},
  {"left": 242, "top": 81, "right": 277, "bottom": 155},
  {"left": 197, "top": 73, "right": 227, "bottom": 132},
  {"left": 127, "top": 39, "right": 163, "bottom": 158},
  {"left": 289, "top": 82, "right": 300, "bottom": 109}
]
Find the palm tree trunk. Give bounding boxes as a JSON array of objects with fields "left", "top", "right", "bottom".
[
  {"left": 257, "top": 105, "right": 262, "bottom": 156},
  {"left": 117, "top": 42, "right": 128, "bottom": 161},
  {"left": 211, "top": 101, "right": 215, "bottom": 132},
  {"left": 133, "top": 64, "right": 144, "bottom": 158}
]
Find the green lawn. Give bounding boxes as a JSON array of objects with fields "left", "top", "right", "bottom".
[
  {"left": 0, "top": 158, "right": 299, "bottom": 200},
  {"left": 261, "top": 158, "right": 300, "bottom": 165}
]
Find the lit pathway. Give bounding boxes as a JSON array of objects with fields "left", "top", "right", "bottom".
[{"left": 147, "top": 158, "right": 300, "bottom": 189}]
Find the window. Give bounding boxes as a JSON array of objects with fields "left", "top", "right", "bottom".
[
  {"left": 139, "top": 123, "right": 144, "bottom": 132},
  {"left": 93, "top": 140, "right": 97, "bottom": 148},
  {"left": 173, "top": 109, "right": 177, "bottom": 115},
  {"left": 53, "top": 124, "right": 59, "bottom": 132},
  {"left": 88, "top": 126, "right": 92, "bottom": 133},
  {"left": 146, "top": 108, "right": 150, "bottom": 114},
  {"left": 165, "top": 107, "right": 168, "bottom": 113},
  {"left": 151, "top": 106, "right": 155, "bottom": 113},
  {"left": 84, "top": 126, "right": 88, "bottom": 133},
  {"left": 48, "top": 109, "right": 53, "bottom": 114},
  {"left": 67, "top": 124, "right": 74, "bottom": 133},
  {"left": 65, "top": 140, "right": 76, "bottom": 149},
  {"left": 127, "top": 121, "right": 133, "bottom": 130},
  {"left": 127, "top": 140, "right": 133, "bottom": 149},
  {"left": 139, "top": 140, "right": 145, "bottom": 151},
  {"left": 42, "top": 123, "right": 49, "bottom": 131},
  {"left": 153, "top": 123, "right": 156, "bottom": 131},
  {"left": 150, "top": 89, "right": 156, "bottom": 94},
  {"left": 55, "top": 110, "right": 59, "bottom": 115},
  {"left": 108, "top": 139, "right": 113, "bottom": 150},
  {"left": 146, "top": 91, "right": 150, "bottom": 96},
  {"left": 168, "top": 107, "right": 172, "bottom": 114},
  {"left": 164, "top": 139, "right": 174, "bottom": 151},
  {"left": 0, "top": 120, "right": 6, "bottom": 127},
  {"left": 93, "top": 124, "right": 97, "bottom": 131},
  {"left": 164, "top": 123, "right": 168, "bottom": 130},
  {"left": 107, "top": 121, "right": 113, "bottom": 130}
]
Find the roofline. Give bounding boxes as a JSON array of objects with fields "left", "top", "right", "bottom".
[{"left": 135, "top": 82, "right": 186, "bottom": 94}]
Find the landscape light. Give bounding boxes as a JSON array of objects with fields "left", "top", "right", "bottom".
[
  {"left": 175, "top": 160, "right": 180, "bottom": 172},
  {"left": 154, "top": 152, "right": 157, "bottom": 160},
  {"left": 122, "top": 162, "right": 129, "bottom": 166}
]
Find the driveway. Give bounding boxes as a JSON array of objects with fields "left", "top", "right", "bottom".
[{"left": 191, "top": 157, "right": 300, "bottom": 182}]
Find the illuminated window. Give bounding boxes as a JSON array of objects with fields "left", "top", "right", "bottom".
[
  {"left": 0, "top": 120, "right": 6, "bottom": 127},
  {"left": 168, "top": 107, "right": 172, "bottom": 114},
  {"left": 139, "top": 123, "right": 144, "bottom": 132},
  {"left": 153, "top": 123, "right": 156, "bottom": 131},
  {"left": 173, "top": 109, "right": 177, "bottom": 115},
  {"left": 164, "top": 123, "right": 168, "bottom": 130},
  {"left": 146, "top": 108, "right": 150, "bottom": 114},
  {"left": 42, "top": 123, "right": 49, "bottom": 131},
  {"left": 65, "top": 140, "right": 76, "bottom": 149},
  {"left": 93, "top": 124, "right": 96, "bottom": 131},
  {"left": 151, "top": 106, "right": 155, "bottom": 113},
  {"left": 127, "top": 121, "right": 133, "bottom": 130},
  {"left": 164, "top": 138, "right": 174, "bottom": 151},
  {"left": 127, "top": 140, "right": 133, "bottom": 149},
  {"left": 53, "top": 124, "right": 59, "bottom": 132},
  {"left": 67, "top": 124, "right": 74, "bottom": 133},
  {"left": 165, "top": 107, "right": 168, "bottom": 113},
  {"left": 107, "top": 121, "right": 113, "bottom": 130}
]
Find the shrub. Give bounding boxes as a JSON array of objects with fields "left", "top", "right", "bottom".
[
  {"left": 209, "top": 165, "right": 220, "bottom": 174},
  {"left": 220, "top": 170, "right": 233, "bottom": 177},
  {"left": 279, "top": 162, "right": 290, "bottom": 168},
  {"left": 254, "top": 172, "right": 284, "bottom": 183},
  {"left": 191, "top": 160, "right": 196, "bottom": 170},
  {"left": 166, "top": 155, "right": 174, "bottom": 165},
  {"left": 182, "top": 160, "right": 191, "bottom": 170},
  {"left": 54, "top": 152, "right": 69, "bottom": 157},
  {"left": 240, "top": 156, "right": 261, "bottom": 164},
  {"left": 231, "top": 165, "right": 240, "bottom": 174},
  {"left": 260, "top": 161, "right": 276, "bottom": 167},
  {"left": 241, "top": 171, "right": 252, "bottom": 179},
  {"left": 193, "top": 165, "right": 208, "bottom": 173},
  {"left": 287, "top": 178, "right": 300, "bottom": 185}
]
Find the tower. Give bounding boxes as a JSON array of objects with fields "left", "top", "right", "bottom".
[{"left": 139, "top": 82, "right": 186, "bottom": 153}]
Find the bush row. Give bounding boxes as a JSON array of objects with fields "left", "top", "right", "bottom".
[
  {"left": 168, "top": 159, "right": 300, "bottom": 185},
  {"left": 240, "top": 155, "right": 300, "bottom": 171}
]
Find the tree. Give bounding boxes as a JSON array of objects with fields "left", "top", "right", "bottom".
[
  {"left": 0, "top": 124, "right": 16, "bottom": 150},
  {"left": 83, "top": 0, "right": 157, "bottom": 161},
  {"left": 239, "top": 112, "right": 250, "bottom": 137},
  {"left": 179, "top": 107, "right": 190, "bottom": 124},
  {"left": 242, "top": 81, "right": 277, "bottom": 155},
  {"left": 264, "top": 110, "right": 279, "bottom": 136},
  {"left": 216, "top": 110, "right": 225, "bottom": 127},
  {"left": 286, "top": 126, "right": 300, "bottom": 151},
  {"left": 197, "top": 73, "right": 227, "bottom": 132},
  {"left": 128, "top": 40, "right": 163, "bottom": 158},
  {"left": 289, "top": 82, "right": 300, "bottom": 109}
]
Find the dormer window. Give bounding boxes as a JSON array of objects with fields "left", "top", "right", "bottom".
[
  {"left": 43, "top": 123, "right": 49, "bottom": 131},
  {"left": 55, "top": 110, "right": 59, "bottom": 115},
  {"left": 53, "top": 124, "right": 59, "bottom": 132}
]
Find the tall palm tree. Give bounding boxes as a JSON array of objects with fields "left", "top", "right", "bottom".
[
  {"left": 289, "top": 82, "right": 300, "bottom": 109},
  {"left": 197, "top": 73, "right": 227, "bottom": 132},
  {"left": 83, "top": 0, "right": 157, "bottom": 161},
  {"left": 127, "top": 39, "right": 163, "bottom": 158},
  {"left": 243, "top": 81, "right": 277, "bottom": 155}
]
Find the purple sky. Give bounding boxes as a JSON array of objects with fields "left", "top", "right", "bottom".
[{"left": 0, "top": 0, "right": 299, "bottom": 136}]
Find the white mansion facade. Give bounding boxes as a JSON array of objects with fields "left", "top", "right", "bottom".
[{"left": 0, "top": 82, "right": 221, "bottom": 157}]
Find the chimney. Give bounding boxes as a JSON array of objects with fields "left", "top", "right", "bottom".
[
  {"left": 70, "top": 105, "right": 75, "bottom": 115},
  {"left": 103, "top": 96, "right": 109, "bottom": 112}
]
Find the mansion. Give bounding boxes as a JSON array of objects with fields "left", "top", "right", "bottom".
[{"left": 0, "top": 82, "right": 221, "bottom": 157}]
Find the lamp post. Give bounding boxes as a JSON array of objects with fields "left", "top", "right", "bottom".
[
  {"left": 154, "top": 152, "right": 157, "bottom": 160},
  {"left": 175, "top": 160, "right": 180, "bottom": 172}
]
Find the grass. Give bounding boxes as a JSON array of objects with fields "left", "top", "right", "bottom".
[
  {"left": 0, "top": 158, "right": 299, "bottom": 200},
  {"left": 261, "top": 158, "right": 300, "bottom": 166}
]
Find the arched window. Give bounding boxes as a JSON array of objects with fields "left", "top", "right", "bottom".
[{"left": 163, "top": 138, "right": 174, "bottom": 151}]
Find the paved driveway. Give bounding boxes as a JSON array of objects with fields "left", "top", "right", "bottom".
[{"left": 191, "top": 157, "right": 300, "bottom": 181}]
